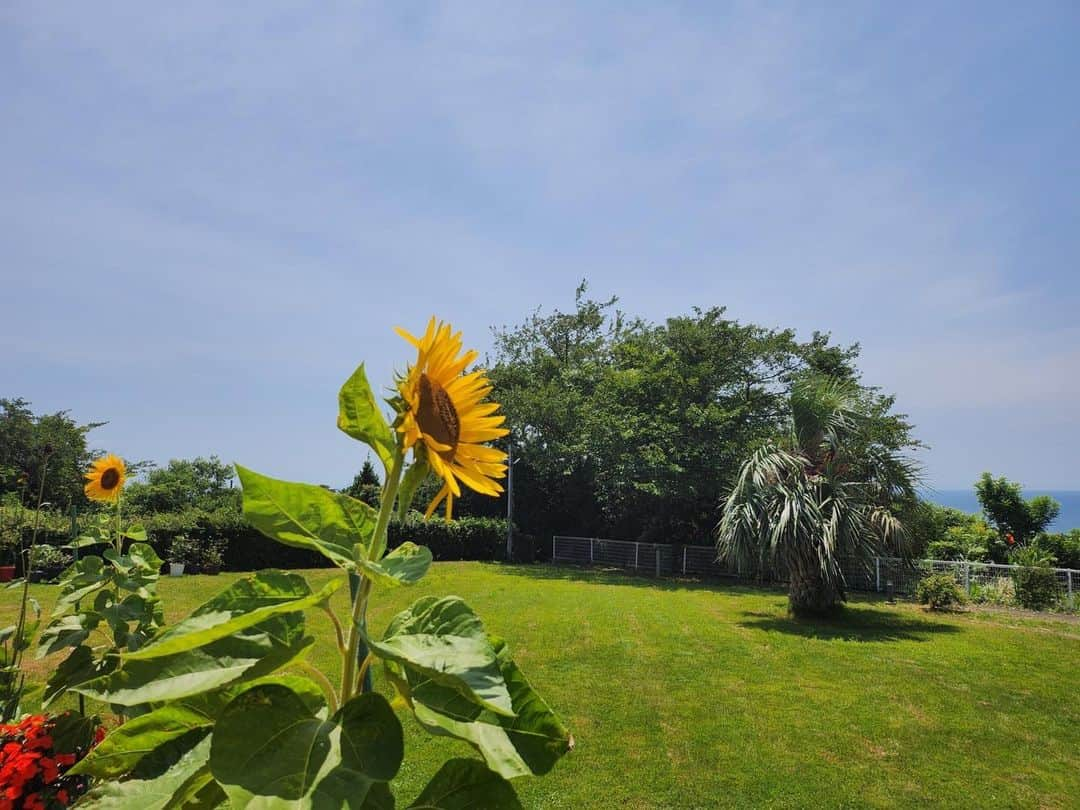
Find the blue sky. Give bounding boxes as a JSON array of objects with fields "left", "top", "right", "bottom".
[{"left": 3, "top": 2, "right": 1078, "bottom": 491}]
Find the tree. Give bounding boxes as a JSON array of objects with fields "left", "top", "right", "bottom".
[
  {"left": 124, "top": 456, "right": 238, "bottom": 514},
  {"left": 488, "top": 283, "right": 870, "bottom": 543},
  {"left": 716, "top": 375, "right": 919, "bottom": 615},
  {"left": 975, "top": 473, "right": 1060, "bottom": 551},
  {"left": 341, "top": 459, "right": 382, "bottom": 508},
  {"left": 0, "top": 398, "right": 105, "bottom": 510}
]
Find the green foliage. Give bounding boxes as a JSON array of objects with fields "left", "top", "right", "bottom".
[
  {"left": 389, "top": 515, "right": 508, "bottom": 562},
  {"left": 123, "top": 456, "right": 238, "bottom": 514},
  {"left": 976, "top": 473, "right": 1060, "bottom": 549},
  {"left": 915, "top": 573, "right": 966, "bottom": 610},
  {"left": 1009, "top": 546, "right": 1061, "bottom": 611},
  {"left": 36, "top": 535, "right": 165, "bottom": 708},
  {"left": 56, "top": 338, "right": 570, "bottom": 807},
  {"left": 30, "top": 543, "right": 71, "bottom": 571},
  {"left": 0, "top": 397, "right": 106, "bottom": 510},
  {"left": 488, "top": 284, "right": 905, "bottom": 545},
  {"left": 968, "top": 577, "right": 1017, "bottom": 606},
  {"left": 167, "top": 535, "right": 201, "bottom": 566},
  {"left": 341, "top": 459, "right": 382, "bottom": 508},
  {"left": 924, "top": 520, "right": 995, "bottom": 562},
  {"left": 1031, "top": 529, "right": 1080, "bottom": 570},
  {"left": 717, "top": 374, "right": 919, "bottom": 615}
]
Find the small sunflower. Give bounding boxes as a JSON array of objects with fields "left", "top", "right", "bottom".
[
  {"left": 395, "top": 318, "right": 508, "bottom": 519},
  {"left": 84, "top": 454, "right": 127, "bottom": 503}
]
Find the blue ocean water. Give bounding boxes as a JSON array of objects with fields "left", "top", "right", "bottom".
[{"left": 924, "top": 490, "right": 1080, "bottom": 533}]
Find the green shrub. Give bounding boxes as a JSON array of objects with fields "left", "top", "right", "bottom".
[
  {"left": 925, "top": 521, "right": 994, "bottom": 562},
  {"left": 915, "top": 573, "right": 966, "bottom": 610},
  {"left": 168, "top": 534, "right": 202, "bottom": 567},
  {"left": 30, "top": 544, "right": 70, "bottom": 570},
  {"left": 1032, "top": 529, "right": 1080, "bottom": 570},
  {"left": 1012, "top": 566, "right": 1060, "bottom": 611},
  {"left": 969, "top": 578, "right": 1016, "bottom": 606},
  {"left": 387, "top": 514, "right": 508, "bottom": 562}
]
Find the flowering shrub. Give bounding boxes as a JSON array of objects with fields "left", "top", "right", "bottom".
[{"left": 0, "top": 713, "right": 102, "bottom": 810}]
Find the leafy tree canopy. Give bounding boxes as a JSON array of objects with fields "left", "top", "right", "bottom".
[
  {"left": 124, "top": 455, "right": 238, "bottom": 514},
  {"left": 975, "top": 472, "right": 1060, "bottom": 545},
  {"left": 487, "top": 283, "right": 917, "bottom": 544},
  {"left": 341, "top": 459, "right": 382, "bottom": 508},
  {"left": 0, "top": 397, "right": 105, "bottom": 509}
]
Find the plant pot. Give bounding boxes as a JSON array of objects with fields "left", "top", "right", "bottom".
[
  {"left": 187, "top": 564, "right": 202, "bottom": 575},
  {"left": 169, "top": 562, "right": 185, "bottom": 576},
  {"left": 0, "top": 565, "right": 15, "bottom": 583},
  {"left": 29, "top": 570, "right": 45, "bottom": 584},
  {"left": 202, "top": 565, "right": 221, "bottom": 576}
]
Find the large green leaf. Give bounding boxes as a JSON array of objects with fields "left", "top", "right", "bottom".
[
  {"left": 366, "top": 597, "right": 513, "bottom": 718},
  {"left": 52, "top": 555, "right": 110, "bottom": 616},
  {"left": 409, "top": 637, "right": 573, "bottom": 778},
  {"left": 210, "top": 684, "right": 403, "bottom": 809},
  {"left": 37, "top": 612, "right": 101, "bottom": 658},
  {"left": 78, "top": 734, "right": 214, "bottom": 810},
  {"left": 358, "top": 542, "right": 432, "bottom": 587},
  {"left": 69, "top": 704, "right": 212, "bottom": 778},
  {"left": 43, "top": 645, "right": 117, "bottom": 707},
  {"left": 74, "top": 614, "right": 314, "bottom": 706},
  {"left": 237, "top": 465, "right": 376, "bottom": 567},
  {"left": 106, "top": 543, "right": 164, "bottom": 595},
  {"left": 407, "top": 759, "right": 521, "bottom": 810},
  {"left": 125, "top": 571, "right": 340, "bottom": 660},
  {"left": 338, "top": 363, "right": 395, "bottom": 472},
  {"left": 72, "top": 673, "right": 325, "bottom": 779}
]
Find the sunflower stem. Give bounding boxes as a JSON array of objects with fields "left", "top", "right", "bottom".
[{"left": 341, "top": 446, "right": 404, "bottom": 702}]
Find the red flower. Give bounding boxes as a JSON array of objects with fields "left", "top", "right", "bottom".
[{"left": 0, "top": 713, "right": 102, "bottom": 809}]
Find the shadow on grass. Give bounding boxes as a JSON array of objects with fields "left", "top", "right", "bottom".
[
  {"left": 483, "top": 561, "right": 781, "bottom": 595},
  {"left": 737, "top": 605, "right": 960, "bottom": 643}
]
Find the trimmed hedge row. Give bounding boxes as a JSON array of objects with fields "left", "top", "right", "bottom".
[
  {"left": 5, "top": 505, "right": 534, "bottom": 570},
  {"left": 139, "top": 508, "right": 514, "bottom": 570}
]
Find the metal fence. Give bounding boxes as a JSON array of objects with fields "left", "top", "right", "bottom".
[{"left": 552, "top": 535, "right": 1078, "bottom": 606}]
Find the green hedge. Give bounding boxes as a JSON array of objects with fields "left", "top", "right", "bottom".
[
  {"left": 5, "top": 506, "right": 517, "bottom": 571},
  {"left": 139, "top": 508, "right": 512, "bottom": 570}
]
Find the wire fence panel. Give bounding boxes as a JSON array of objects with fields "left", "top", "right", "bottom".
[
  {"left": 552, "top": 536, "right": 675, "bottom": 576},
  {"left": 551, "top": 536, "right": 1079, "bottom": 609}
]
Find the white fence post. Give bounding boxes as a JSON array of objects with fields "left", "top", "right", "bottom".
[
  {"left": 635, "top": 542, "right": 640, "bottom": 569},
  {"left": 964, "top": 562, "right": 971, "bottom": 592},
  {"left": 655, "top": 546, "right": 660, "bottom": 577},
  {"left": 1069, "top": 570, "right": 1073, "bottom": 602},
  {"left": 875, "top": 557, "right": 881, "bottom": 592},
  {"left": 552, "top": 536, "right": 556, "bottom": 560},
  {"left": 682, "top": 546, "right": 687, "bottom": 575},
  {"left": 590, "top": 538, "right": 595, "bottom": 563}
]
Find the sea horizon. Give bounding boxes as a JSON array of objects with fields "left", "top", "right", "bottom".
[{"left": 922, "top": 489, "right": 1080, "bottom": 533}]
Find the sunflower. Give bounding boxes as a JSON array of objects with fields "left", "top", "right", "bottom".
[
  {"left": 84, "top": 454, "right": 127, "bottom": 503},
  {"left": 395, "top": 318, "right": 508, "bottom": 519}
]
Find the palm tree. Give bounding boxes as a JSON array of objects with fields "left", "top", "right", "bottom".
[{"left": 715, "top": 375, "right": 918, "bottom": 615}]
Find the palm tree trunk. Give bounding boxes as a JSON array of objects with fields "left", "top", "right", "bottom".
[{"left": 788, "top": 562, "right": 842, "bottom": 616}]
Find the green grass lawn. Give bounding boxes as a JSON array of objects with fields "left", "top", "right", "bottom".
[{"left": 4, "top": 563, "right": 1079, "bottom": 809}]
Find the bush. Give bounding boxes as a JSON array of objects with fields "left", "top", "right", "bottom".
[
  {"left": 387, "top": 515, "right": 509, "bottom": 562},
  {"left": 133, "top": 506, "right": 511, "bottom": 570},
  {"left": 168, "top": 535, "right": 202, "bottom": 567},
  {"left": 915, "top": 573, "right": 966, "bottom": 610},
  {"left": 1032, "top": 529, "right": 1080, "bottom": 570},
  {"left": 31, "top": 544, "right": 71, "bottom": 571},
  {"left": 969, "top": 578, "right": 1016, "bottom": 606},
  {"left": 1013, "top": 566, "right": 1060, "bottom": 611},
  {"left": 924, "top": 521, "right": 994, "bottom": 562}
]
